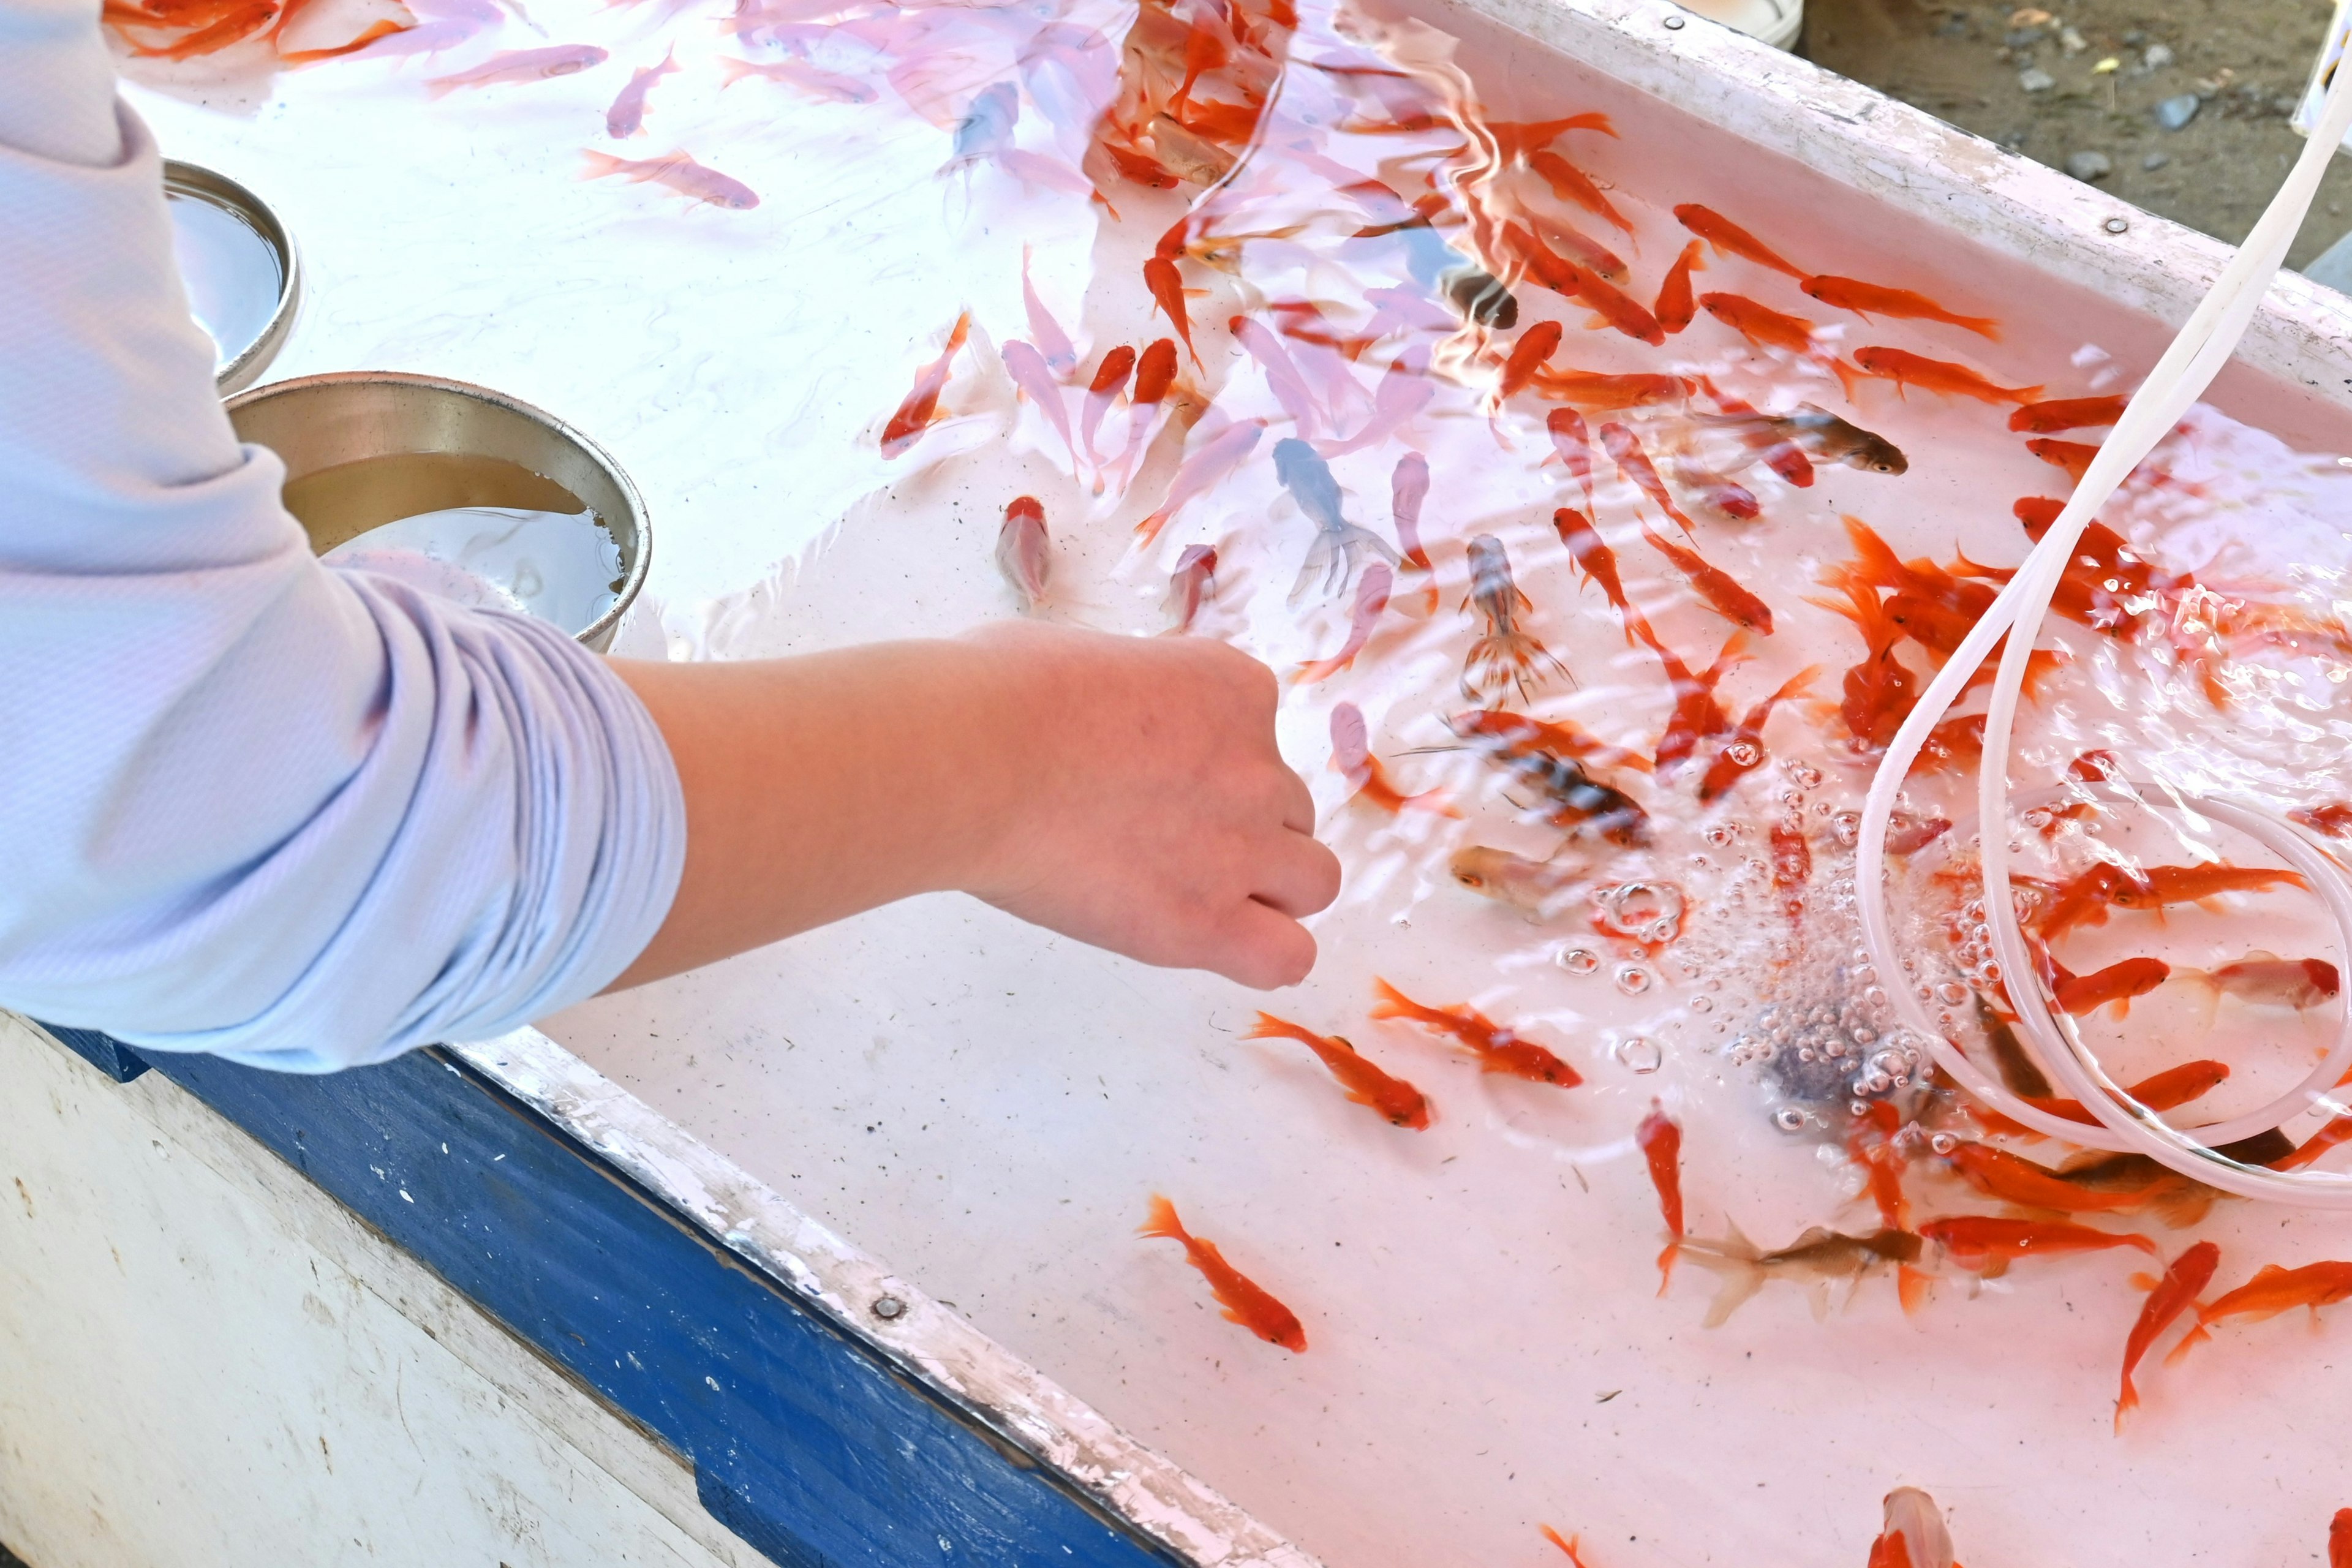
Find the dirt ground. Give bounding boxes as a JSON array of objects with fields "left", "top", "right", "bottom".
[{"left": 1804, "top": 0, "right": 2352, "bottom": 271}]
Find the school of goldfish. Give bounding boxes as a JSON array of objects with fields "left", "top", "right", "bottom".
[{"left": 172, "top": 0, "right": 2352, "bottom": 1554}]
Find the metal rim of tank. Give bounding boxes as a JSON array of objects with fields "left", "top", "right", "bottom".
[
  {"left": 164, "top": 158, "right": 302, "bottom": 396},
  {"left": 223, "top": 371, "right": 653, "bottom": 651}
]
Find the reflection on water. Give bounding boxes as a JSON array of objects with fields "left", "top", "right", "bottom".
[{"left": 165, "top": 190, "right": 281, "bottom": 374}]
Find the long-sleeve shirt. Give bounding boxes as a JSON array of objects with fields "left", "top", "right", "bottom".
[{"left": 0, "top": 0, "right": 687, "bottom": 1071}]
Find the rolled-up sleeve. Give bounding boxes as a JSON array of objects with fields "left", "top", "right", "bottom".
[{"left": 0, "top": 0, "right": 687, "bottom": 1071}]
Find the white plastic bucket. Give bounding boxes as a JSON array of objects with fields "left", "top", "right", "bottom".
[{"left": 1673, "top": 0, "right": 1803, "bottom": 51}]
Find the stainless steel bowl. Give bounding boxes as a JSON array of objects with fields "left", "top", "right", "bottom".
[
  {"left": 164, "top": 159, "right": 300, "bottom": 394},
  {"left": 226, "top": 372, "right": 651, "bottom": 651}
]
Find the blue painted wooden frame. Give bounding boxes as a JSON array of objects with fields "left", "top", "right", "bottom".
[{"left": 34, "top": 1026, "right": 1183, "bottom": 1568}]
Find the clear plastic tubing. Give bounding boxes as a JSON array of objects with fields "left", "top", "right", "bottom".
[{"left": 1856, "top": 45, "right": 2352, "bottom": 1206}]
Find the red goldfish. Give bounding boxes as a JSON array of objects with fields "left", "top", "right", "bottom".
[
  {"left": 1112, "top": 338, "right": 1180, "bottom": 484},
  {"left": 1644, "top": 627, "right": 1749, "bottom": 774},
  {"left": 2292, "top": 803, "right": 2352, "bottom": 839},
  {"left": 1244, "top": 1012, "right": 1431, "bottom": 1129},
  {"left": 995, "top": 496, "right": 1049, "bottom": 611},
  {"left": 1555, "top": 507, "right": 1646, "bottom": 646},
  {"left": 429, "top": 43, "right": 607, "bottom": 95},
  {"left": 1599, "top": 422, "right": 1699, "bottom": 536},
  {"left": 1920, "top": 1216, "right": 2155, "bottom": 1275},
  {"left": 1163, "top": 544, "right": 1218, "bottom": 633},
  {"left": 1672, "top": 203, "right": 1806, "bottom": 276},
  {"left": 2115, "top": 1240, "right": 2219, "bottom": 1429},
  {"left": 1696, "top": 666, "right": 1817, "bottom": 804},
  {"left": 1948, "top": 1141, "right": 2170, "bottom": 1213},
  {"left": 1539, "top": 1525, "right": 1593, "bottom": 1565},
  {"left": 1462, "top": 535, "right": 1564, "bottom": 702},
  {"left": 1842, "top": 1101, "right": 1913, "bottom": 1233},
  {"left": 1851, "top": 346, "right": 2041, "bottom": 405},
  {"left": 1799, "top": 275, "right": 1999, "bottom": 339},
  {"left": 1654, "top": 240, "right": 1705, "bottom": 334},
  {"left": 2027, "top": 436, "right": 2101, "bottom": 484},
  {"left": 1143, "top": 255, "right": 1200, "bottom": 366},
  {"left": 1808, "top": 579, "right": 1917, "bottom": 752},
  {"left": 1294, "top": 564, "right": 1392, "bottom": 684},
  {"left": 580, "top": 149, "right": 760, "bottom": 210},
  {"left": 1698, "top": 292, "right": 1834, "bottom": 358},
  {"left": 1527, "top": 149, "right": 1632, "bottom": 235},
  {"left": 604, "top": 47, "right": 677, "bottom": 138},
  {"left": 1531, "top": 368, "right": 1692, "bottom": 411},
  {"left": 1639, "top": 524, "right": 1773, "bottom": 634},
  {"left": 1079, "top": 345, "right": 1136, "bottom": 464},
  {"left": 2045, "top": 954, "right": 2171, "bottom": 1017},
  {"left": 1664, "top": 450, "right": 1761, "bottom": 521},
  {"left": 1547, "top": 407, "right": 1597, "bottom": 509},
  {"left": 2333, "top": 1509, "right": 2352, "bottom": 1568},
  {"left": 880, "top": 311, "right": 971, "bottom": 457},
  {"left": 1137, "top": 1196, "right": 1306, "bottom": 1352},
  {"left": 2022, "top": 1059, "right": 2230, "bottom": 1126},
  {"left": 1136, "top": 415, "right": 1264, "bottom": 544},
  {"left": 2010, "top": 393, "right": 2129, "bottom": 433},
  {"left": 1370, "top": 978, "right": 1581, "bottom": 1085},
  {"left": 1330, "top": 703, "right": 1454, "bottom": 816},
  {"left": 1494, "top": 320, "right": 1566, "bottom": 407},
  {"left": 1869, "top": 1488, "right": 1956, "bottom": 1568},
  {"left": 2192, "top": 1259, "right": 2352, "bottom": 1331},
  {"left": 1637, "top": 1102, "right": 1684, "bottom": 1289},
  {"left": 1499, "top": 224, "right": 1662, "bottom": 344}
]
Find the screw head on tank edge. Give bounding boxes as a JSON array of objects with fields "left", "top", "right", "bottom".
[
  {"left": 2103, "top": 216, "right": 2131, "bottom": 234},
  {"left": 1662, "top": 12, "right": 1685, "bottom": 28},
  {"left": 872, "top": 1295, "right": 907, "bottom": 1321}
]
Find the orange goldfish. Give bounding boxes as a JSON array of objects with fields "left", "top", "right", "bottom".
[
  {"left": 1448, "top": 846, "right": 1591, "bottom": 921},
  {"left": 880, "top": 311, "right": 971, "bottom": 457},
  {"left": 1104, "top": 141, "right": 1183, "bottom": 189},
  {"left": 1462, "top": 535, "right": 1565, "bottom": 702},
  {"left": 1245, "top": 1012, "right": 1431, "bottom": 1129},
  {"left": 1869, "top": 1488, "right": 1956, "bottom": 1568},
  {"left": 1696, "top": 666, "right": 1817, "bottom": 804},
  {"left": 1079, "top": 345, "right": 1136, "bottom": 465},
  {"left": 1494, "top": 319, "right": 1566, "bottom": 406},
  {"left": 1639, "top": 524, "right": 1773, "bottom": 635},
  {"left": 2179, "top": 955, "right": 2341, "bottom": 1010},
  {"left": 1637, "top": 1101, "right": 1684, "bottom": 1290},
  {"left": 1842, "top": 1101, "right": 1913, "bottom": 1232},
  {"left": 1807, "top": 579, "right": 1918, "bottom": 752},
  {"left": 2010, "top": 393, "right": 2130, "bottom": 433},
  {"left": 1143, "top": 255, "right": 1201, "bottom": 367},
  {"left": 1330, "top": 703, "right": 1455, "bottom": 816},
  {"left": 2334, "top": 1509, "right": 2352, "bottom": 1568},
  {"left": 1370, "top": 978, "right": 1582, "bottom": 1086},
  {"left": 1527, "top": 149, "right": 1632, "bottom": 235},
  {"left": 1531, "top": 368, "right": 1692, "bottom": 411},
  {"left": 2022, "top": 1059, "right": 2230, "bottom": 1126},
  {"left": 1698, "top": 292, "right": 1834, "bottom": 358},
  {"left": 1799, "top": 275, "right": 1999, "bottom": 339},
  {"left": 1163, "top": 544, "right": 1218, "bottom": 633},
  {"left": 1485, "top": 113, "right": 1619, "bottom": 154},
  {"left": 1599, "top": 421, "right": 1699, "bottom": 536},
  {"left": 2115, "top": 1240, "right": 2219, "bottom": 1429},
  {"left": 1540, "top": 1525, "right": 1595, "bottom": 1565},
  {"left": 1554, "top": 506, "right": 1646, "bottom": 646},
  {"left": 2027, "top": 436, "right": 2101, "bottom": 484},
  {"left": 1137, "top": 1196, "right": 1306, "bottom": 1352},
  {"left": 1112, "top": 338, "right": 1182, "bottom": 484},
  {"left": 1654, "top": 240, "right": 1705, "bottom": 334},
  {"left": 2045, "top": 954, "right": 2171, "bottom": 1017},
  {"left": 2292, "top": 802, "right": 2352, "bottom": 839},
  {"left": 1948, "top": 1141, "right": 2170, "bottom": 1214},
  {"left": 1644, "top": 626, "right": 1749, "bottom": 774},
  {"left": 1499, "top": 224, "right": 1661, "bottom": 344},
  {"left": 1851, "top": 346, "right": 2041, "bottom": 405},
  {"left": 2108, "top": 864, "right": 2307, "bottom": 914},
  {"left": 1770, "top": 816, "right": 1810, "bottom": 922},
  {"left": 1294, "top": 564, "right": 1391, "bottom": 684},
  {"left": 2192, "top": 1259, "right": 2352, "bottom": 1330},
  {"left": 1920, "top": 1215, "right": 2155, "bottom": 1275},
  {"left": 1672, "top": 203, "right": 1806, "bottom": 277}
]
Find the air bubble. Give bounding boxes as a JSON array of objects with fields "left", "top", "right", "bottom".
[
  {"left": 1558, "top": 948, "right": 1600, "bottom": 976},
  {"left": 1830, "top": 810, "right": 1861, "bottom": 847},
  {"left": 1689, "top": 995, "right": 1713, "bottom": 1014},
  {"left": 1773, "top": 1107, "right": 1809, "bottom": 1133},
  {"left": 1704, "top": 824, "right": 1738, "bottom": 847},
  {"left": 1615, "top": 1036, "right": 1663, "bottom": 1074},
  {"left": 1616, "top": 965, "right": 1653, "bottom": 995},
  {"left": 1929, "top": 1133, "right": 1958, "bottom": 1155}
]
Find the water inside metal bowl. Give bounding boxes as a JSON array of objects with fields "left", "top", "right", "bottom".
[
  {"left": 164, "top": 159, "right": 299, "bottom": 394},
  {"left": 226, "top": 372, "right": 650, "bottom": 650}
]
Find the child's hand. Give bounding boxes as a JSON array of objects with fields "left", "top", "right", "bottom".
[{"left": 955, "top": 622, "right": 1339, "bottom": 989}]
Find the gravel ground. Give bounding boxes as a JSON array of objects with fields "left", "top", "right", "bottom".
[{"left": 1806, "top": 0, "right": 2352, "bottom": 272}]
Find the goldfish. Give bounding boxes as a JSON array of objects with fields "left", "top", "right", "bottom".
[
  {"left": 1640, "top": 525, "right": 1773, "bottom": 635},
  {"left": 2115, "top": 1240, "right": 2220, "bottom": 1428},
  {"left": 1536, "top": 216, "right": 1630, "bottom": 285},
  {"left": 428, "top": 43, "right": 607, "bottom": 96},
  {"left": 1105, "top": 141, "right": 1184, "bottom": 189},
  {"left": 1698, "top": 293, "right": 1835, "bottom": 359},
  {"left": 1244, "top": 1012, "right": 1431, "bottom": 1129},
  {"left": 1163, "top": 544, "right": 1218, "bottom": 633},
  {"left": 1672, "top": 203, "right": 1806, "bottom": 277},
  {"left": 1850, "top": 346, "right": 2041, "bottom": 405},
  {"left": 1461, "top": 535, "right": 1563, "bottom": 702},
  {"left": 1919, "top": 1216, "right": 2154, "bottom": 1275},
  {"left": 1599, "top": 422, "right": 1700, "bottom": 536},
  {"left": 1113, "top": 338, "right": 1180, "bottom": 483},
  {"left": 1135, "top": 415, "right": 1264, "bottom": 544},
  {"left": 1799, "top": 275, "right": 1999, "bottom": 339},
  {"left": 604, "top": 47, "right": 677, "bottom": 137},
  {"left": 1275, "top": 438, "right": 1399, "bottom": 601},
  {"left": 2045, "top": 954, "right": 2171, "bottom": 1017},
  {"left": 2020, "top": 1060, "right": 2230, "bottom": 1127},
  {"left": 2048, "top": 1149, "right": 2223, "bottom": 1229},
  {"left": 1143, "top": 256, "right": 1201, "bottom": 367},
  {"left": 1696, "top": 666, "right": 1818, "bottom": 804},
  {"left": 1232, "top": 316, "right": 1321, "bottom": 437},
  {"left": 1842, "top": 1101, "right": 1914, "bottom": 1234},
  {"left": 1637, "top": 1102, "right": 1684, "bottom": 1290},
  {"left": 2108, "top": 863, "right": 2307, "bottom": 914},
  {"left": 2191, "top": 1259, "right": 2352, "bottom": 1330},
  {"left": 1498, "top": 224, "right": 1659, "bottom": 344},
  {"left": 995, "top": 496, "right": 1049, "bottom": 611},
  {"left": 1553, "top": 508, "right": 1646, "bottom": 646},
  {"left": 941, "top": 81, "right": 1020, "bottom": 176},
  {"left": 1527, "top": 149, "right": 1632, "bottom": 235},
  {"left": 1948, "top": 1141, "right": 2173, "bottom": 1214},
  {"left": 1654, "top": 241, "right": 1705, "bottom": 334},
  {"left": 1547, "top": 408, "right": 1598, "bottom": 510},
  {"left": 1391, "top": 452, "right": 1433, "bottom": 573},
  {"left": 1446, "top": 709, "right": 1653, "bottom": 776},
  {"left": 1137, "top": 1196, "right": 1305, "bottom": 1352},
  {"left": 2010, "top": 393, "right": 2130, "bottom": 433},
  {"left": 1330, "top": 703, "right": 1453, "bottom": 816},
  {"left": 2293, "top": 802, "right": 2352, "bottom": 839},
  {"left": 2027, "top": 436, "right": 2100, "bottom": 484},
  {"left": 1886, "top": 811, "right": 1951, "bottom": 854},
  {"left": 581, "top": 148, "right": 760, "bottom": 211},
  {"left": 880, "top": 311, "right": 971, "bottom": 458},
  {"left": 1319, "top": 346, "right": 1438, "bottom": 459},
  {"left": 1808, "top": 579, "right": 1917, "bottom": 752},
  {"left": 1770, "top": 816, "right": 1810, "bottom": 921},
  {"left": 1440, "top": 714, "right": 1649, "bottom": 845},
  {"left": 1370, "top": 977, "right": 1582, "bottom": 1086},
  {"left": 1663, "top": 450, "right": 1760, "bottom": 521},
  {"left": 714, "top": 55, "right": 877, "bottom": 103},
  {"left": 1677, "top": 1219, "right": 1920, "bottom": 1327},
  {"left": 1531, "top": 368, "right": 1692, "bottom": 412},
  {"left": 1695, "top": 403, "right": 1906, "bottom": 475},
  {"left": 1539, "top": 1526, "right": 1593, "bottom": 1566},
  {"left": 1493, "top": 319, "right": 1566, "bottom": 407},
  {"left": 2179, "top": 954, "right": 2341, "bottom": 1010},
  {"left": 1486, "top": 112, "right": 1621, "bottom": 153},
  {"left": 1447, "top": 845, "right": 1589, "bottom": 919},
  {"left": 1871, "top": 1488, "right": 1956, "bottom": 1568},
  {"left": 1294, "top": 564, "right": 1392, "bottom": 684},
  {"left": 1000, "top": 339, "right": 1078, "bottom": 464},
  {"left": 2272, "top": 1114, "right": 2352, "bottom": 1172},
  {"left": 1079, "top": 346, "right": 1136, "bottom": 465},
  {"left": 1643, "top": 626, "right": 1748, "bottom": 774},
  {"left": 2334, "top": 1510, "right": 2352, "bottom": 1568}
]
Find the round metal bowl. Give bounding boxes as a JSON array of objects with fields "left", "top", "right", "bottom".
[
  {"left": 164, "top": 159, "right": 301, "bottom": 394},
  {"left": 226, "top": 372, "right": 651, "bottom": 651}
]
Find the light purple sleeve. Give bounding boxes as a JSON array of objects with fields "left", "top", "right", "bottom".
[{"left": 0, "top": 0, "right": 687, "bottom": 1071}]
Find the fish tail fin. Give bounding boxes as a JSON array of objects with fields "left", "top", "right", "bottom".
[
  {"left": 1134, "top": 508, "right": 1174, "bottom": 545},
  {"left": 1289, "top": 654, "right": 1349, "bottom": 685},
  {"left": 1962, "top": 314, "right": 2001, "bottom": 342},
  {"left": 2163, "top": 1322, "right": 2210, "bottom": 1366},
  {"left": 1367, "top": 977, "right": 1421, "bottom": 1023},
  {"left": 1831, "top": 358, "right": 1863, "bottom": 403},
  {"left": 1695, "top": 1254, "right": 1765, "bottom": 1329},
  {"left": 1898, "top": 1263, "right": 1932, "bottom": 1316},
  {"left": 580, "top": 148, "right": 625, "bottom": 179},
  {"left": 1240, "top": 1012, "right": 1297, "bottom": 1043},
  {"left": 2015, "top": 385, "right": 2048, "bottom": 404},
  {"left": 2113, "top": 1379, "right": 2138, "bottom": 1433},
  {"left": 1136, "top": 1194, "right": 1187, "bottom": 1243},
  {"left": 1654, "top": 1242, "right": 1677, "bottom": 1295},
  {"left": 1402, "top": 786, "right": 1461, "bottom": 818},
  {"left": 714, "top": 55, "right": 753, "bottom": 86}
]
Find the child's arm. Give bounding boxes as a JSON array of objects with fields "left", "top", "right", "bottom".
[{"left": 609, "top": 622, "right": 1340, "bottom": 992}]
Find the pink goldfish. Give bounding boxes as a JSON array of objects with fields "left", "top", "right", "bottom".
[
  {"left": 604, "top": 48, "right": 677, "bottom": 137},
  {"left": 429, "top": 43, "right": 608, "bottom": 96},
  {"left": 580, "top": 149, "right": 759, "bottom": 210}
]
